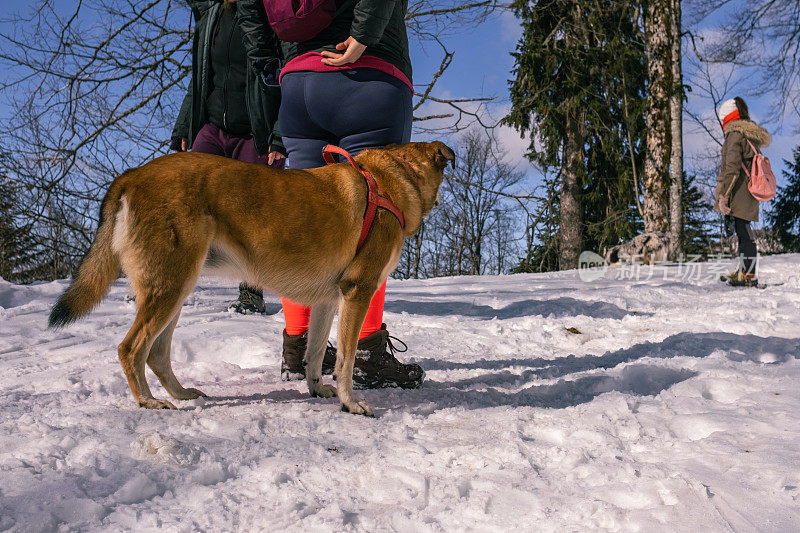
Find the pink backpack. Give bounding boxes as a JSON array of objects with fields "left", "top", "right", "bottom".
[
  {"left": 742, "top": 139, "right": 777, "bottom": 202},
  {"left": 262, "top": 0, "right": 336, "bottom": 43}
]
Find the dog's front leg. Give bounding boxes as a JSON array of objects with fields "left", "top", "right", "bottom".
[
  {"left": 336, "top": 293, "right": 374, "bottom": 417},
  {"left": 306, "top": 303, "right": 338, "bottom": 399}
]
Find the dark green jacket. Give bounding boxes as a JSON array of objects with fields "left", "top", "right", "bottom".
[
  {"left": 171, "top": 0, "right": 283, "bottom": 155},
  {"left": 714, "top": 119, "right": 772, "bottom": 222},
  {"left": 238, "top": 0, "right": 412, "bottom": 83}
]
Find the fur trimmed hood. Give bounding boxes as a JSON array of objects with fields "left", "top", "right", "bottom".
[{"left": 724, "top": 119, "right": 772, "bottom": 148}]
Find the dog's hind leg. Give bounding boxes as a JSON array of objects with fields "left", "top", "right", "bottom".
[
  {"left": 335, "top": 292, "right": 374, "bottom": 416},
  {"left": 305, "top": 303, "right": 338, "bottom": 399},
  {"left": 114, "top": 202, "right": 212, "bottom": 409},
  {"left": 117, "top": 256, "right": 203, "bottom": 410},
  {"left": 147, "top": 309, "right": 207, "bottom": 401},
  {"left": 118, "top": 292, "right": 184, "bottom": 409}
]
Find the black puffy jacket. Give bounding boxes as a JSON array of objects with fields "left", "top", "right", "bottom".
[
  {"left": 171, "top": 0, "right": 284, "bottom": 155},
  {"left": 238, "top": 0, "right": 412, "bottom": 83}
]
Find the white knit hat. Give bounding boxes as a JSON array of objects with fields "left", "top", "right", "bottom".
[{"left": 718, "top": 99, "right": 738, "bottom": 123}]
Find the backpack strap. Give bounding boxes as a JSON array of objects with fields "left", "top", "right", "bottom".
[
  {"left": 321, "top": 145, "right": 405, "bottom": 253},
  {"left": 740, "top": 139, "right": 760, "bottom": 178}
]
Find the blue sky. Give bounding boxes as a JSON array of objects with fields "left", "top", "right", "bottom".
[{"left": 408, "top": 8, "right": 532, "bottom": 172}]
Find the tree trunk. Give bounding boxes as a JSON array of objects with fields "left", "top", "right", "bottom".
[
  {"left": 668, "top": 0, "right": 683, "bottom": 260},
  {"left": 411, "top": 222, "right": 423, "bottom": 278},
  {"left": 643, "top": 0, "right": 672, "bottom": 234},
  {"left": 559, "top": 106, "right": 584, "bottom": 270},
  {"left": 472, "top": 240, "right": 482, "bottom": 275}
]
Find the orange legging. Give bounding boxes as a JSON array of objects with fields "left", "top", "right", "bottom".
[{"left": 282, "top": 280, "right": 386, "bottom": 340}]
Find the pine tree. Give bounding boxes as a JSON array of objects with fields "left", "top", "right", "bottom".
[
  {"left": 506, "top": 0, "right": 587, "bottom": 270},
  {"left": 681, "top": 173, "right": 715, "bottom": 258},
  {"left": 767, "top": 146, "right": 800, "bottom": 252},
  {"left": 507, "top": 0, "right": 647, "bottom": 270},
  {"left": 513, "top": 175, "right": 561, "bottom": 273},
  {"left": 0, "top": 162, "right": 41, "bottom": 283}
]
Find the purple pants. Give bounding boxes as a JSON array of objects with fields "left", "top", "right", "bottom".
[
  {"left": 191, "top": 122, "right": 285, "bottom": 169},
  {"left": 191, "top": 123, "right": 284, "bottom": 296}
]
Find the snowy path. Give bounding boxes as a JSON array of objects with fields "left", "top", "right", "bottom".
[{"left": 1, "top": 255, "right": 799, "bottom": 531}]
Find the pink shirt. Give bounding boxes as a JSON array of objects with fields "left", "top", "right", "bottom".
[{"left": 279, "top": 52, "right": 413, "bottom": 92}]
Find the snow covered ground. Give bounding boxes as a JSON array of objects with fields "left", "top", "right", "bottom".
[{"left": 1, "top": 254, "right": 799, "bottom": 531}]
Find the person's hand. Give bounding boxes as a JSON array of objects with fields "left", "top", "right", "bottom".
[
  {"left": 175, "top": 138, "right": 188, "bottom": 152},
  {"left": 268, "top": 150, "right": 286, "bottom": 166},
  {"left": 320, "top": 36, "right": 366, "bottom": 66},
  {"left": 251, "top": 57, "right": 280, "bottom": 87},
  {"left": 718, "top": 195, "right": 731, "bottom": 216}
]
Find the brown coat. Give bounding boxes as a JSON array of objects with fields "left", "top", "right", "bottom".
[{"left": 714, "top": 119, "right": 772, "bottom": 222}]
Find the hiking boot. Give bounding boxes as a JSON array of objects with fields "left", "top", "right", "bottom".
[
  {"left": 720, "top": 270, "right": 740, "bottom": 283},
  {"left": 281, "top": 329, "right": 337, "bottom": 380},
  {"left": 727, "top": 272, "right": 758, "bottom": 287},
  {"left": 352, "top": 324, "right": 424, "bottom": 389},
  {"left": 229, "top": 283, "right": 266, "bottom": 314}
]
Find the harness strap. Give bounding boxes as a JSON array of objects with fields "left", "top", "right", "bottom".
[{"left": 321, "top": 145, "right": 405, "bottom": 252}]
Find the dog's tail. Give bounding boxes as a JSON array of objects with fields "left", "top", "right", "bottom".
[{"left": 49, "top": 177, "right": 127, "bottom": 328}]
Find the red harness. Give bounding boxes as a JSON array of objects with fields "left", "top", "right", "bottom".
[{"left": 322, "top": 145, "right": 405, "bottom": 252}]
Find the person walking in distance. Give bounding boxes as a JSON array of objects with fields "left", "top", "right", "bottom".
[{"left": 715, "top": 97, "right": 771, "bottom": 287}]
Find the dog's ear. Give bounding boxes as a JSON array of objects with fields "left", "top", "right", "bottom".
[{"left": 432, "top": 142, "right": 455, "bottom": 168}]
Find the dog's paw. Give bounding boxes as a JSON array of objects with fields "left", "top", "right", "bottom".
[
  {"left": 171, "top": 387, "right": 207, "bottom": 400},
  {"left": 340, "top": 400, "right": 374, "bottom": 417},
  {"left": 138, "top": 398, "right": 177, "bottom": 410},
  {"left": 309, "top": 381, "right": 337, "bottom": 398}
]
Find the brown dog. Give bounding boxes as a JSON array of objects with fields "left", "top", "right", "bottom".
[{"left": 49, "top": 141, "right": 453, "bottom": 416}]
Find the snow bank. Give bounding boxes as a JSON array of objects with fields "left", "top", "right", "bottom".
[{"left": 1, "top": 256, "right": 799, "bottom": 531}]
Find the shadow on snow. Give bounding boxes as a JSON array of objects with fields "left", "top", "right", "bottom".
[
  {"left": 383, "top": 332, "right": 800, "bottom": 412},
  {"left": 197, "top": 332, "right": 799, "bottom": 414},
  {"left": 384, "top": 297, "right": 644, "bottom": 320}
]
